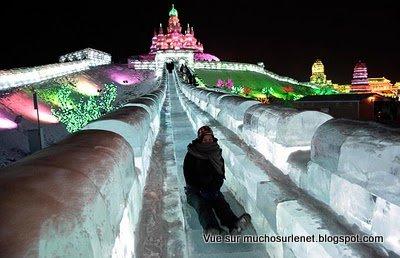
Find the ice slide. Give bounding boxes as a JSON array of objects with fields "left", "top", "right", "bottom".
[
  {"left": 146, "top": 72, "right": 269, "bottom": 257},
  {"left": 0, "top": 68, "right": 389, "bottom": 257},
  {"left": 170, "top": 71, "right": 384, "bottom": 258},
  {"left": 177, "top": 67, "right": 400, "bottom": 257},
  {"left": 135, "top": 71, "right": 381, "bottom": 257}
]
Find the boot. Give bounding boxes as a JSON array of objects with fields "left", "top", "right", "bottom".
[{"left": 229, "top": 213, "right": 251, "bottom": 235}]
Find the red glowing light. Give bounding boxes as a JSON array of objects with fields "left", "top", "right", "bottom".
[
  {"left": 283, "top": 86, "right": 294, "bottom": 93},
  {"left": 0, "top": 92, "right": 59, "bottom": 124}
]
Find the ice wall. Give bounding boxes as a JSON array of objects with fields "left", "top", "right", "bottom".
[
  {"left": 179, "top": 81, "right": 332, "bottom": 176},
  {"left": 0, "top": 130, "right": 134, "bottom": 257},
  {"left": 0, "top": 77, "right": 167, "bottom": 257},
  {"left": 308, "top": 119, "right": 400, "bottom": 255},
  {"left": 84, "top": 82, "right": 166, "bottom": 192},
  {"left": 84, "top": 80, "right": 166, "bottom": 257}
]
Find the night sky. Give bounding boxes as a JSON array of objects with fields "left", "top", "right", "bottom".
[{"left": 1, "top": 1, "right": 399, "bottom": 84}]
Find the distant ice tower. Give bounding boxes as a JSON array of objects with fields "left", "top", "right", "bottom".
[
  {"left": 150, "top": 4, "right": 204, "bottom": 53},
  {"left": 351, "top": 61, "right": 370, "bottom": 93},
  {"left": 310, "top": 59, "right": 327, "bottom": 85}
]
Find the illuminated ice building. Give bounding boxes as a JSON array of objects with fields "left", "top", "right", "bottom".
[
  {"left": 351, "top": 61, "right": 370, "bottom": 93},
  {"left": 350, "top": 61, "right": 398, "bottom": 97},
  {"left": 149, "top": 4, "right": 204, "bottom": 53},
  {"left": 128, "top": 4, "right": 219, "bottom": 75},
  {"left": 310, "top": 59, "right": 329, "bottom": 85}
]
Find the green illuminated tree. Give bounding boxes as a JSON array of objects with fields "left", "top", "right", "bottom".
[
  {"left": 261, "top": 86, "right": 272, "bottom": 96},
  {"left": 98, "top": 83, "right": 118, "bottom": 113},
  {"left": 231, "top": 85, "right": 243, "bottom": 94},
  {"left": 313, "top": 86, "right": 337, "bottom": 95},
  {"left": 52, "top": 83, "right": 118, "bottom": 133}
]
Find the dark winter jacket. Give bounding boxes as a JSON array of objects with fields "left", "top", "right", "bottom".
[{"left": 183, "top": 146, "right": 226, "bottom": 193}]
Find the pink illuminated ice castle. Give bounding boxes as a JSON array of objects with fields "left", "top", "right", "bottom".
[{"left": 150, "top": 4, "right": 204, "bottom": 53}]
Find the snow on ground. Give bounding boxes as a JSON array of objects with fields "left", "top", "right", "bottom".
[{"left": 0, "top": 66, "right": 158, "bottom": 168}]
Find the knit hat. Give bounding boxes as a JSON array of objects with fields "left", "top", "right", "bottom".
[{"left": 197, "top": 125, "right": 214, "bottom": 141}]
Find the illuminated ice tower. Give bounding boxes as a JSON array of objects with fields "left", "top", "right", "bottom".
[
  {"left": 310, "top": 59, "right": 327, "bottom": 85},
  {"left": 167, "top": 5, "right": 182, "bottom": 34},
  {"left": 149, "top": 4, "right": 204, "bottom": 53},
  {"left": 351, "top": 61, "right": 370, "bottom": 93},
  {"left": 130, "top": 4, "right": 218, "bottom": 75}
]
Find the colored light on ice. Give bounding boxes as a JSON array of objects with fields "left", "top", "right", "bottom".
[
  {"left": 194, "top": 53, "right": 220, "bottom": 62},
  {"left": 110, "top": 74, "right": 135, "bottom": 85},
  {"left": 253, "top": 93, "right": 267, "bottom": 98},
  {"left": 107, "top": 68, "right": 144, "bottom": 85},
  {"left": 0, "top": 117, "right": 17, "bottom": 129},
  {"left": 0, "top": 92, "right": 59, "bottom": 124},
  {"left": 74, "top": 76, "right": 101, "bottom": 96},
  {"left": 0, "top": 108, "right": 18, "bottom": 129},
  {"left": 367, "top": 96, "right": 376, "bottom": 102}
]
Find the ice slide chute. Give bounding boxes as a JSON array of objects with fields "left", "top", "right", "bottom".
[{"left": 0, "top": 69, "right": 397, "bottom": 257}]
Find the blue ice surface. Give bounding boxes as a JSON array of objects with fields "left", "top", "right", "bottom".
[{"left": 167, "top": 73, "right": 268, "bottom": 257}]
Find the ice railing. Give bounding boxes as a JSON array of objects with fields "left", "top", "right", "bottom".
[
  {"left": 178, "top": 80, "right": 400, "bottom": 256},
  {"left": 193, "top": 61, "right": 319, "bottom": 89},
  {"left": 0, "top": 77, "right": 166, "bottom": 257},
  {"left": 0, "top": 48, "right": 111, "bottom": 91},
  {"left": 128, "top": 60, "right": 157, "bottom": 70},
  {"left": 59, "top": 48, "right": 111, "bottom": 65}
]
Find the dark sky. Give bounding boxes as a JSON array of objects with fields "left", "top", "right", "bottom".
[{"left": 1, "top": 1, "right": 399, "bottom": 84}]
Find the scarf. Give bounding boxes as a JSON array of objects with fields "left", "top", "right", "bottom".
[{"left": 187, "top": 140, "right": 224, "bottom": 176}]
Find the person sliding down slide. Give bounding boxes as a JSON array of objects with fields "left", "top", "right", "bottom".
[{"left": 183, "top": 125, "right": 251, "bottom": 235}]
